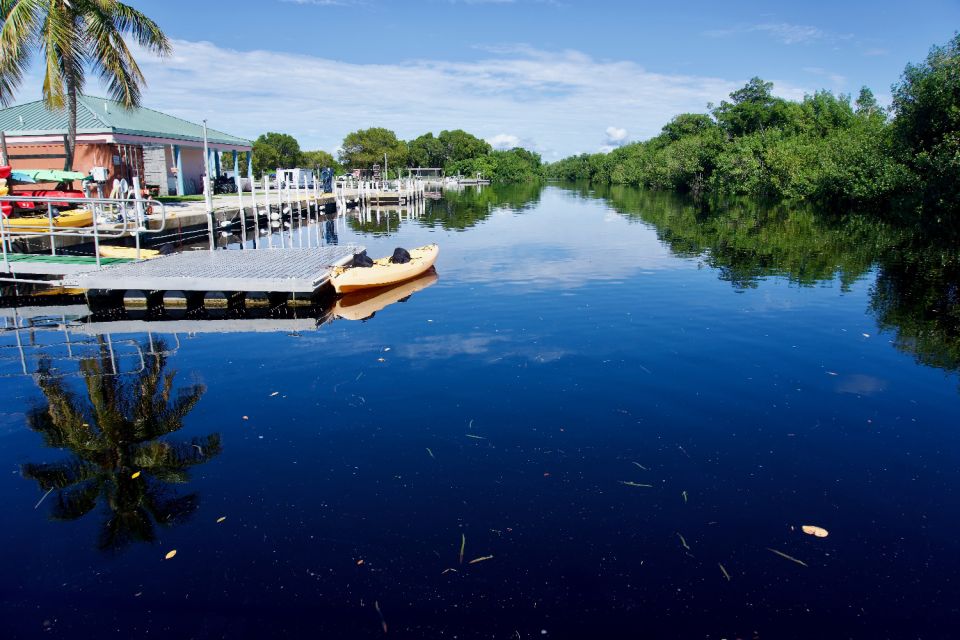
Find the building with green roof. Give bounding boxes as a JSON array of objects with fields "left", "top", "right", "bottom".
[{"left": 0, "top": 95, "right": 252, "bottom": 196}]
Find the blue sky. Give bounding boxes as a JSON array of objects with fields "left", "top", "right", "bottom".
[{"left": 16, "top": 0, "right": 960, "bottom": 159}]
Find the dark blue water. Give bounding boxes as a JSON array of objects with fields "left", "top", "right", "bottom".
[{"left": 1, "top": 185, "right": 958, "bottom": 639}]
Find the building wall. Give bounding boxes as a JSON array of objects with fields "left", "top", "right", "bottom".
[
  {"left": 3, "top": 142, "right": 144, "bottom": 191},
  {"left": 142, "top": 144, "right": 178, "bottom": 196},
  {"left": 4, "top": 140, "right": 237, "bottom": 196},
  {"left": 179, "top": 146, "right": 206, "bottom": 195}
]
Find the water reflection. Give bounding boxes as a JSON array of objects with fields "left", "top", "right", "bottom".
[
  {"left": 563, "top": 183, "right": 960, "bottom": 378},
  {"left": 22, "top": 339, "right": 220, "bottom": 551}
]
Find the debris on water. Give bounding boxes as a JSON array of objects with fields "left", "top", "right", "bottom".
[
  {"left": 357, "top": 559, "right": 365, "bottom": 566},
  {"left": 242, "top": 415, "right": 249, "bottom": 420},
  {"left": 426, "top": 448, "right": 435, "bottom": 459},
  {"left": 459, "top": 534, "right": 466, "bottom": 565},
  {"left": 826, "top": 371, "right": 839, "bottom": 376},
  {"left": 216, "top": 517, "right": 227, "bottom": 523},
  {"left": 767, "top": 547, "right": 808, "bottom": 567},
  {"left": 441, "top": 568, "right": 458, "bottom": 575},
  {"left": 465, "top": 434, "right": 487, "bottom": 440},
  {"left": 677, "top": 533, "right": 690, "bottom": 550},
  {"left": 164, "top": 550, "right": 177, "bottom": 560},
  {"left": 718, "top": 563, "right": 731, "bottom": 581},
  {"left": 377, "top": 357, "right": 386, "bottom": 363},
  {"left": 131, "top": 471, "right": 141, "bottom": 479},
  {"left": 270, "top": 392, "right": 279, "bottom": 397},
  {"left": 356, "top": 372, "right": 363, "bottom": 381},
  {"left": 862, "top": 333, "right": 871, "bottom": 338},
  {"left": 383, "top": 347, "right": 391, "bottom": 352},
  {"left": 802, "top": 525, "right": 829, "bottom": 538},
  {"left": 678, "top": 445, "right": 691, "bottom": 458},
  {"left": 619, "top": 481, "right": 653, "bottom": 488},
  {"left": 34, "top": 487, "right": 53, "bottom": 510},
  {"left": 631, "top": 462, "right": 648, "bottom": 471},
  {"left": 682, "top": 490, "right": 688, "bottom": 503},
  {"left": 469, "top": 419, "right": 474, "bottom": 430},
  {"left": 469, "top": 555, "right": 494, "bottom": 564},
  {"left": 374, "top": 600, "right": 388, "bottom": 634}
]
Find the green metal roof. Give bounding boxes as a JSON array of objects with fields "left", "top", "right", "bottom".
[{"left": 0, "top": 95, "right": 251, "bottom": 148}]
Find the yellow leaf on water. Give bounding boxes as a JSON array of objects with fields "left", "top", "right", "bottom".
[
  {"left": 802, "top": 525, "right": 829, "bottom": 538},
  {"left": 164, "top": 550, "right": 177, "bottom": 560},
  {"left": 130, "top": 471, "right": 141, "bottom": 479},
  {"left": 216, "top": 517, "right": 226, "bottom": 523}
]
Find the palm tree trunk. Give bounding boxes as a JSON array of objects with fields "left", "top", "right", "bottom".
[{"left": 64, "top": 84, "right": 77, "bottom": 172}]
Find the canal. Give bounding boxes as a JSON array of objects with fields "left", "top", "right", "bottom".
[{"left": 1, "top": 184, "right": 957, "bottom": 638}]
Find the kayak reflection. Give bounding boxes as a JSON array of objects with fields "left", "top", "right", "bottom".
[{"left": 333, "top": 270, "right": 438, "bottom": 322}]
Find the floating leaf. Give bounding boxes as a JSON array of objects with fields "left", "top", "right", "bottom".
[
  {"left": 130, "top": 471, "right": 141, "bottom": 479},
  {"left": 801, "top": 525, "right": 829, "bottom": 538},
  {"left": 468, "top": 555, "right": 494, "bottom": 564},
  {"left": 216, "top": 517, "right": 226, "bottom": 523},
  {"left": 459, "top": 533, "right": 466, "bottom": 565},
  {"left": 357, "top": 559, "right": 365, "bottom": 566},
  {"left": 270, "top": 392, "right": 279, "bottom": 397},
  {"left": 619, "top": 481, "right": 652, "bottom": 488},
  {"left": 718, "top": 563, "right": 731, "bottom": 581},
  {"left": 766, "top": 547, "right": 808, "bottom": 567},
  {"left": 164, "top": 549, "right": 177, "bottom": 560}
]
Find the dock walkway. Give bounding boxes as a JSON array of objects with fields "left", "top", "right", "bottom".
[{"left": 70, "top": 245, "right": 361, "bottom": 294}]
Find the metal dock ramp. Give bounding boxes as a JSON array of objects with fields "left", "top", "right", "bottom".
[{"left": 69, "top": 245, "right": 362, "bottom": 294}]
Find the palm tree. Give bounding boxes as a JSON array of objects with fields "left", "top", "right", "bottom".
[
  {"left": 22, "top": 338, "right": 220, "bottom": 551},
  {"left": 0, "top": 0, "right": 171, "bottom": 170}
]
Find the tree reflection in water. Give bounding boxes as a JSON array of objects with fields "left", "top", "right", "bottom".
[{"left": 22, "top": 338, "right": 220, "bottom": 551}]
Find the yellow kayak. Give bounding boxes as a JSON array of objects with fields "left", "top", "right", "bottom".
[
  {"left": 331, "top": 244, "right": 439, "bottom": 294},
  {"left": 5, "top": 209, "right": 94, "bottom": 228},
  {"left": 98, "top": 246, "right": 160, "bottom": 260},
  {"left": 334, "top": 271, "right": 438, "bottom": 320}
]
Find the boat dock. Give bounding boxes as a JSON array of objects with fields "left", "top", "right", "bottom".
[
  {"left": 1, "top": 192, "right": 367, "bottom": 313},
  {"left": 75, "top": 244, "right": 359, "bottom": 296}
]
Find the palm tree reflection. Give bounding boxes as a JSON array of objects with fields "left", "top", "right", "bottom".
[{"left": 22, "top": 339, "right": 220, "bottom": 551}]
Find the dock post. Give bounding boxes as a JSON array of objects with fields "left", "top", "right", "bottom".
[
  {"left": 226, "top": 291, "right": 247, "bottom": 316},
  {"left": 233, "top": 151, "right": 247, "bottom": 246},
  {"left": 263, "top": 173, "right": 273, "bottom": 249},
  {"left": 174, "top": 145, "right": 185, "bottom": 196},
  {"left": 145, "top": 290, "right": 165, "bottom": 318},
  {"left": 248, "top": 153, "right": 259, "bottom": 248},
  {"left": 184, "top": 291, "right": 206, "bottom": 317},
  {"left": 202, "top": 121, "right": 215, "bottom": 251}
]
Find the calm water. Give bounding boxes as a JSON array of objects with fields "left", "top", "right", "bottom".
[{"left": 1, "top": 185, "right": 958, "bottom": 639}]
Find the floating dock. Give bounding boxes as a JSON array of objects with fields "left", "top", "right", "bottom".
[{"left": 71, "top": 245, "right": 361, "bottom": 294}]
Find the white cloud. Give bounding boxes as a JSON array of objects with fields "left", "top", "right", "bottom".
[
  {"left": 605, "top": 126, "right": 628, "bottom": 145},
  {"left": 78, "top": 39, "right": 814, "bottom": 158},
  {"left": 488, "top": 133, "right": 521, "bottom": 150},
  {"left": 802, "top": 67, "right": 848, "bottom": 89},
  {"left": 706, "top": 22, "right": 852, "bottom": 46}
]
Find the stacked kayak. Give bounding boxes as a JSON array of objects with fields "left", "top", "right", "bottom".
[{"left": 4, "top": 209, "right": 93, "bottom": 228}]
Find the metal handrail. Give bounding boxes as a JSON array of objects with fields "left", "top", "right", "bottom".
[{"left": 0, "top": 193, "right": 168, "bottom": 271}]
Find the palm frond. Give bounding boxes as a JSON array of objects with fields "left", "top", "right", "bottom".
[
  {"left": 0, "top": 0, "right": 43, "bottom": 106},
  {"left": 110, "top": 2, "right": 171, "bottom": 55},
  {"left": 22, "top": 458, "right": 100, "bottom": 490},
  {"left": 49, "top": 480, "right": 102, "bottom": 520}
]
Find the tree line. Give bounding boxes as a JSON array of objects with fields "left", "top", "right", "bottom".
[
  {"left": 250, "top": 128, "right": 544, "bottom": 183},
  {"left": 545, "top": 34, "right": 960, "bottom": 222}
]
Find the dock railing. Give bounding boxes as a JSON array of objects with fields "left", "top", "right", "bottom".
[{"left": 1, "top": 190, "right": 168, "bottom": 275}]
